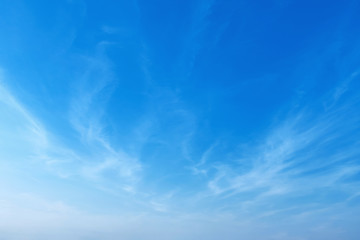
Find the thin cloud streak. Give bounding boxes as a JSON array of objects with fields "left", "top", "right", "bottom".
[
  {"left": 68, "top": 45, "right": 144, "bottom": 189},
  {"left": 1, "top": 66, "right": 142, "bottom": 194},
  {"left": 202, "top": 74, "right": 360, "bottom": 214}
]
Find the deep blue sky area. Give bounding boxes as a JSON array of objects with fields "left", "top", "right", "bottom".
[{"left": 0, "top": 0, "right": 360, "bottom": 239}]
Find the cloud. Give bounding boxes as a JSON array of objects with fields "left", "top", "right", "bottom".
[
  {"left": 0, "top": 70, "right": 47, "bottom": 145},
  {"left": 0, "top": 64, "right": 142, "bottom": 195},
  {"left": 67, "top": 48, "right": 144, "bottom": 189},
  {"left": 176, "top": 0, "right": 230, "bottom": 78},
  {"left": 0, "top": 72, "right": 49, "bottom": 170},
  {"left": 200, "top": 73, "right": 360, "bottom": 215}
]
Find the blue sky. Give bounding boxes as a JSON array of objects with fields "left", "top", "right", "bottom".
[{"left": 1, "top": 0, "right": 360, "bottom": 239}]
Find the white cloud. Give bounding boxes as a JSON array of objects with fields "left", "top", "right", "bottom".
[
  {"left": 0, "top": 66, "right": 142, "bottom": 194},
  {"left": 202, "top": 75, "right": 360, "bottom": 215}
]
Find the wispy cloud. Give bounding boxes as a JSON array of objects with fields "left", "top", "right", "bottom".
[
  {"left": 0, "top": 69, "right": 47, "bottom": 149},
  {"left": 67, "top": 44, "right": 144, "bottom": 189},
  {"left": 176, "top": 0, "right": 230, "bottom": 78},
  {"left": 1, "top": 63, "right": 142, "bottom": 194},
  {"left": 201, "top": 73, "right": 360, "bottom": 215}
]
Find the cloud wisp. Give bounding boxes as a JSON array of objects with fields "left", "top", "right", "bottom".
[{"left": 193, "top": 73, "right": 360, "bottom": 216}]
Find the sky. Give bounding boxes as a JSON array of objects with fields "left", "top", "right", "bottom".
[{"left": 0, "top": 0, "right": 360, "bottom": 239}]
